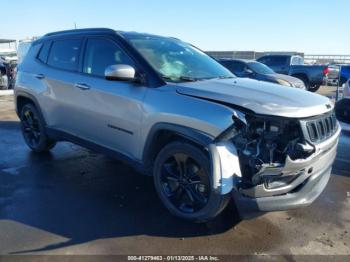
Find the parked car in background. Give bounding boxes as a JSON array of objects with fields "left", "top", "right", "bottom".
[
  {"left": 0, "top": 51, "right": 17, "bottom": 90},
  {"left": 219, "top": 59, "right": 305, "bottom": 89},
  {"left": 0, "top": 57, "right": 8, "bottom": 89},
  {"left": 337, "top": 65, "right": 350, "bottom": 86},
  {"left": 0, "top": 39, "right": 18, "bottom": 89},
  {"left": 335, "top": 79, "right": 350, "bottom": 124},
  {"left": 326, "top": 65, "right": 340, "bottom": 86},
  {"left": 257, "top": 55, "right": 328, "bottom": 92},
  {"left": 327, "top": 64, "right": 350, "bottom": 87},
  {"left": 16, "top": 28, "right": 340, "bottom": 222}
]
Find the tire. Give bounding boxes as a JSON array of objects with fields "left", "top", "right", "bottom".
[
  {"left": 20, "top": 103, "right": 56, "bottom": 152},
  {"left": 308, "top": 85, "right": 321, "bottom": 92},
  {"left": 339, "top": 77, "right": 347, "bottom": 87},
  {"left": 295, "top": 75, "right": 320, "bottom": 92},
  {"left": 153, "top": 141, "right": 230, "bottom": 222},
  {"left": 335, "top": 99, "right": 350, "bottom": 124}
]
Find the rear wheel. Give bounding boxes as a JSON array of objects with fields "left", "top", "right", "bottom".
[
  {"left": 153, "top": 141, "right": 229, "bottom": 222},
  {"left": 20, "top": 104, "right": 56, "bottom": 152},
  {"left": 308, "top": 85, "right": 320, "bottom": 92}
]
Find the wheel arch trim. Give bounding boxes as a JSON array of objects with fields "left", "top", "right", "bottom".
[
  {"left": 15, "top": 91, "right": 47, "bottom": 125},
  {"left": 142, "top": 122, "right": 214, "bottom": 164},
  {"left": 142, "top": 122, "right": 240, "bottom": 195}
]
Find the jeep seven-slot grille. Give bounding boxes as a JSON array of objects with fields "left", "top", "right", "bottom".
[{"left": 306, "top": 113, "right": 337, "bottom": 143}]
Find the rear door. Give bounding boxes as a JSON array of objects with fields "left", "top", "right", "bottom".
[
  {"left": 39, "top": 38, "right": 84, "bottom": 132},
  {"left": 63, "top": 36, "right": 147, "bottom": 158}
]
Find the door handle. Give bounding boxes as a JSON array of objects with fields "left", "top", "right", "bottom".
[
  {"left": 74, "top": 83, "right": 90, "bottom": 90},
  {"left": 35, "top": 74, "right": 45, "bottom": 79}
]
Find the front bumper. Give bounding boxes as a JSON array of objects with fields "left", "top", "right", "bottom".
[
  {"left": 232, "top": 126, "right": 339, "bottom": 218},
  {"left": 233, "top": 164, "right": 332, "bottom": 218},
  {"left": 210, "top": 120, "right": 340, "bottom": 219}
]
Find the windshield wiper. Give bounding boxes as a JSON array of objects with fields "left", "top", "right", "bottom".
[
  {"left": 197, "top": 76, "right": 235, "bottom": 81},
  {"left": 178, "top": 76, "right": 198, "bottom": 82},
  {"left": 161, "top": 75, "right": 198, "bottom": 82},
  {"left": 216, "top": 76, "right": 235, "bottom": 79}
]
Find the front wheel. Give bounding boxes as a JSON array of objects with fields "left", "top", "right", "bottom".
[
  {"left": 153, "top": 141, "right": 230, "bottom": 222},
  {"left": 20, "top": 104, "right": 56, "bottom": 152}
]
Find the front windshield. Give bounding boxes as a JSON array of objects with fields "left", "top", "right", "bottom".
[
  {"left": 248, "top": 61, "right": 275, "bottom": 75},
  {"left": 123, "top": 34, "right": 234, "bottom": 82}
]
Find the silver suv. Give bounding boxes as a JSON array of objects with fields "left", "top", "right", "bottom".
[{"left": 15, "top": 28, "right": 340, "bottom": 222}]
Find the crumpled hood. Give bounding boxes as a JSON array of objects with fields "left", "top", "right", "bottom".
[{"left": 175, "top": 78, "right": 333, "bottom": 118}]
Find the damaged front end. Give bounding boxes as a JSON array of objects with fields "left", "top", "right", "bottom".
[{"left": 211, "top": 110, "right": 340, "bottom": 200}]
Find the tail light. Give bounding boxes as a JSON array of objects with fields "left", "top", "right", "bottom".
[{"left": 323, "top": 67, "right": 329, "bottom": 76}]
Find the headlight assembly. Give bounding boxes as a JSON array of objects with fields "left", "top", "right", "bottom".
[{"left": 276, "top": 79, "right": 292, "bottom": 87}]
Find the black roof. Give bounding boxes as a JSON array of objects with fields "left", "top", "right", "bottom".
[
  {"left": 37, "top": 28, "right": 174, "bottom": 44},
  {"left": 218, "top": 58, "right": 254, "bottom": 63},
  {"left": 43, "top": 28, "right": 116, "bottom": 37},
  {"left": 30, "top": 28, "right": 117, "bottom": 45}
]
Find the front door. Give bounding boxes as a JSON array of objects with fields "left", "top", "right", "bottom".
[{"left": 65, "top": 37, "right": 147, "bottom": 159}]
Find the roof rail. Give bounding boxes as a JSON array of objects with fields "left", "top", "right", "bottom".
[{"left": 44, "top": 28, "right": 115, "bottom": 37}]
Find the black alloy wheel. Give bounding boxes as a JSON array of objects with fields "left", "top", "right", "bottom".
[
  {"left": 153, "top": 142, "right": 230, "bottom": 222},
  {"left": 21, "top": 107, "right": 42, "bottom": 148},
  {"left": 20, "top": 104, "right": 56, "bottom": 152},
  {"left": 160, "top": 152, "right": 210, "bottom": 213}
]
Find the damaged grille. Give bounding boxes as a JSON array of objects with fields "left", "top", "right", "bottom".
[{"left": 305, "top": 112, "right": 337, "bottom": 143}]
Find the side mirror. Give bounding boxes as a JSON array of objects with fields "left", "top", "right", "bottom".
[{"left": 105, "top": 64, "right": 136, "bottom": 81}]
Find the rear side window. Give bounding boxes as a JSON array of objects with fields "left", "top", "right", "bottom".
[
  {"left": 37, "top": 41, "right": 51, "bottom": 63},
  {"left": 259, "top": 56, "right": 288, "bottom": 67},
  {"left": 224, "top": 61, "right": 245, "bottom": 73},
  {"left": 47, "top": 39, "right": 82, "bottom": 71},
  {"left": 291, "top": 56, "right": 303, "bottom": 65}
]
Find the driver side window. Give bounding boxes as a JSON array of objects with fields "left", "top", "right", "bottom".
[{"left": 83, "top": 38, "right": 134, "bottom": 77}]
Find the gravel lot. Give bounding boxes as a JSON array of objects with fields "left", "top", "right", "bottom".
[{"left": 0, "top": 87, "right": 349, "bottom": 256}]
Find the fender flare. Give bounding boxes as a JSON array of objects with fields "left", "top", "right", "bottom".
[
  {"left": 15, "top": 91, "right": 47, "bottom": 125},
  {"left": 142, "top": 122, "right": 214, "bottom": 164},
  {"left": 142, "top": 122, "right": 240, "bottom": 195}
]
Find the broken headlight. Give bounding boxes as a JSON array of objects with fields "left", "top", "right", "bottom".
[{"left": 231, "top": 114, "right": 315, "bottom": 187}]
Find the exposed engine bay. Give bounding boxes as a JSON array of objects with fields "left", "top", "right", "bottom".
[{"left": 230, "top": 114, "right": 316, "bottom": 190}]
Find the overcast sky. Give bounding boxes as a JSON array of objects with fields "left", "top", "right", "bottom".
[{"left": 1, "top": 0, "right": 349, "bottom": 54}]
